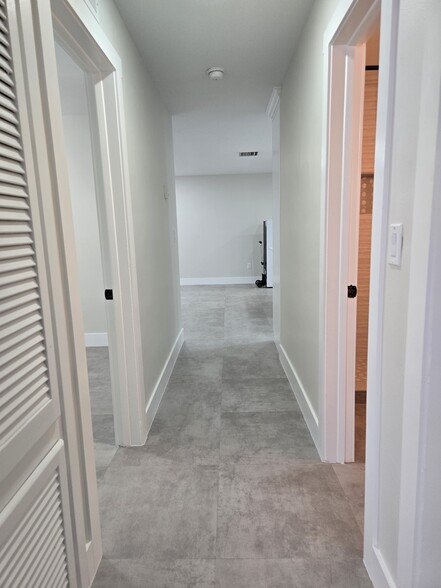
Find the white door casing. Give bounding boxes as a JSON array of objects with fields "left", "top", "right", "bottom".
[{"left": 321, "top": 0, "right": 401, "bottom": 585}]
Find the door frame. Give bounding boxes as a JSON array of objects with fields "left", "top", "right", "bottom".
[
  {"left": 319, "top": 0, "right": 400, "bottom": 583},
  {"left": 8, "top": 0, "right": 147, "bottom": 582},
  {"left": 320, "top": 0, "right": 381, "bottom": 466},
  {"left": 50, "top": 0, "right": 147, "bottom": 450}
]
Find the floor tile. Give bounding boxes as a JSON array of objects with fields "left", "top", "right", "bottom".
[
  {"left": 171, "top": 354, "right": 223, "bottom": 382},
  {"left": 220, "top": 411, "right": 319, "bottom": 463},
  {"left": 215, "top": 557, "right": 372, "bottom": 588},
  {"left": 221, "top": 379, "right": 299, "bottom": 413},
  {"left": 216, "top": 462, "right": 363, "bottom": 560},
  {"left": 92, "top": 414, "right": 115, "bottom": 445},
  {"left": 93, "top": 558, "right": 215, "bottom": 588},
  {"left": 92, "top": 285, "right": 369, "bottom": 586},
  {"left": 99, "top": 463, "right": 218, "bottom": 560},
  {"left": 332, "top": 463, "right": 365, "bottom": 533},
  {"left": 222, "top": 342, "right": 285, "bottom": 380},
  {"left": 94, "top": 441, "right": 118, "bottom": 470}
]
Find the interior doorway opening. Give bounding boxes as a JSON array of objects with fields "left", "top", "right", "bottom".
[
  {"left": 354, "top": 27, "right": 380, "bottom": 464},
  {"left": 54, "top": 43, "right": 117, "bottom": 479}
]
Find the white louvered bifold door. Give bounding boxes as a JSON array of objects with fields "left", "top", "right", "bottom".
[{"left": 0, "top": 2, "right": 76, "bottom": 586}]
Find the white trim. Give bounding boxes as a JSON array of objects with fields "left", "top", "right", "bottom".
[
  {"left": 51, "top": 0, "right": 147, "bottom": 449},
  {"left": 320, "top": 0, "right": 380, "bottom": 465},
  {"left": 180, "top": 276, "right": 260, "bottom": 286},
  {"left": 278, "top": 343, "right": 322, "bottom": 458},
  {"left": 85, "top": 332, "right": 108, "bottom": 347},
  {"left": 396, "top": 13, "right": 441, "bottom": 586},
  {"left": 319, "top": 0, "right": 399, "bottom": 585},
  {"left": 363, "top": 1, "right": 400, "bottom": 586},
  {"left": 266, "top": 86, "right": 281, "bottom": 120},
  {"left": 144, "top": 328, "right": 185, "bottom": 438},
  {"left": 364, "top": 546, "right": 397, "bottom": 588}
]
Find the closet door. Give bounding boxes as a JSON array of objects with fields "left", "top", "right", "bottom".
[{"left": 0, "top": 1, "right": 77, "bottom": 585}]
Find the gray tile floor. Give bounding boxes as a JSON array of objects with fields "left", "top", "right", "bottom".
[{"left": 93, "top": 285, "right": 371, "bottom": 587}]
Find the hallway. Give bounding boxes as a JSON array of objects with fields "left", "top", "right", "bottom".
[{"left": 93, "top": 286, "right": 371, "bottom": 587}]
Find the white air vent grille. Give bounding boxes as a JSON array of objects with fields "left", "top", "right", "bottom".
[
  {"left": 0, "top": 1, "right": 51, "bottom": 446},
  {"left": 0, "top": 472, "right": 69, "bottom": 588},
  {"left": 239, "top": 151, "right": 258, "bottom": 157}
]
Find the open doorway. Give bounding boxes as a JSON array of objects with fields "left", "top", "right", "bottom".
[
  {"left": 54, "top": 43, "right": 117, "bottom": 480},
  {"left": 354, "top": 28, "right": 380, "bottom": 463}
]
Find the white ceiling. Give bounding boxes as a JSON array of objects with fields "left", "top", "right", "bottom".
[{"left": 112, "top": 0, "right": 315, "bottom": 175}]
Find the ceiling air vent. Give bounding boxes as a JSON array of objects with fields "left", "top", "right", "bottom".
[{"left": 239, "top": 151, "right": 258, "bottom": 157}]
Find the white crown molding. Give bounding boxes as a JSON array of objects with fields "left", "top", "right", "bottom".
[{"left": 266, "top": 86, "right": 281, "bottom": 119}]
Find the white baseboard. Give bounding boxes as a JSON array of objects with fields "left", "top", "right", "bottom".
[
  {"left": 364, "top": 545, "right": 397, "bottom": 588},
  {"left": 145, "top": 328, "right": 185, "bottom": 435},
  {"left": 278, "top": 343, "right": 322, "bottom": 458},
  {"left": 180, "top": 276, "right": 260, "bottom": 286},
  {"left": 85, "top": 332, "right": 108, "bottom": 347}
]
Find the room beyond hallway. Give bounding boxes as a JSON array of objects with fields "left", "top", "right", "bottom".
[{"left": 93, "top": 286, "right": 371, "bottom": 587}]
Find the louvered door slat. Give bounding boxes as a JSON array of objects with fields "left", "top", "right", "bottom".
[
  {"left": 0, "top": 276, "right": 37, "bottom": 300},
  {"left": 31, "top": 527, "right": 65, "bottom": 588},
  {"left": 0, "top": 166, "right": 25, "bottom": 183},
  {"left": 1, "top": 288, "right": 38, "bottom": 311},
  {"left": 0, "top": 481, "right": 59, "bottom": 584},
  {"left": 0, "top": 183, "right": 27, "bottom": 198},
  {"left": 0, "top": 311, "right": 41, "bottom": 341},
  {"left": 0, "top": 67, "right": 12, "bottom": 88},
  {"left": 0, "top": 352, "right": 46, "bottom": 395},
  {"left": 0, "top": 300, "right": 40, "bottom": 329},
  {"left": 0, "top": 209, "right": 29, "bottom": 223},
  {"left": 1, "top": 340, "right": 45, "bottom": 379},
  {"left": 0, "top": 221, "right": 32, "bottom": 235},
  {"left": 0, "top": 105, "right": 18, "bottom": 125},
  {"left": 0, "top": 195, "right": 29, "bottom": 210},
  {"left": 0, "top": 80, "right": 14, "bottom": 100},
  {"left": 0, "top": 55, "right": 12, "bottom": 75},
  {"left": 0, "top": 94, "right": 17, "bottom": 115},
  {"left": 48, "top": 558, "right": 69, "bottom": 588},
  {"left": 0, "top": 117, "right": 19, "bottom": 137},
  {"left": 0, "top": 385, "right": 49, "bottom": 439},
  {"left": 0, "top": 32, "right": 8, "bottom": 49},
  {"left": 0, "top": 158, "right": 24, "bottom": 174},
  {"left": 0, "top": 21, "right": 9, "bottom": 37},
  {"left": 0, "top": 330, "right": 43, "bottom": 366},
  {"left": 0, "top": 322, "right": 42, "bottom": 358},
  {"left": 8, "top": 501, "right": 61, "bottom": 587},
  {"left": 0, "top": 244, "right": 33, "bottom": 261},
  {"left": 0, "top": 267, "right": 37, "bottom": 287},
  {"left": 0, "top": 255, "right": 34, "bottom": 274},
  {"left": 39, "top": 544, "right": 68, "bottom": 588},
  {"left": 0, "top": 43, "right": 11, "bottom": 62}
]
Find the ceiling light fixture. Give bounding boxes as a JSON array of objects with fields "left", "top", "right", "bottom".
[{"left": 206, "top": 67, "right": 225, "bottom": 81}]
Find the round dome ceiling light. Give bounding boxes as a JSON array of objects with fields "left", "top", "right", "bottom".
[{"left": 207, "top": 67, "right": 225, "bottom": 81}]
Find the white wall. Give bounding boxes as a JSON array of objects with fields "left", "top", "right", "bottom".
[
  {"left": 94, "top": 0, "right": 182, "bottom": 405},
  {"left": 176, "top": 174, "right": 272, "bottom": 282},
  {"left": 271, "top": 105, "right": 281, "bottom": 345},
  {"left": 279, "top": 0, "right": 441, "bottom": 585},
  {"left": 279, "top": 0, "right": 340, "bottom": 417}
]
